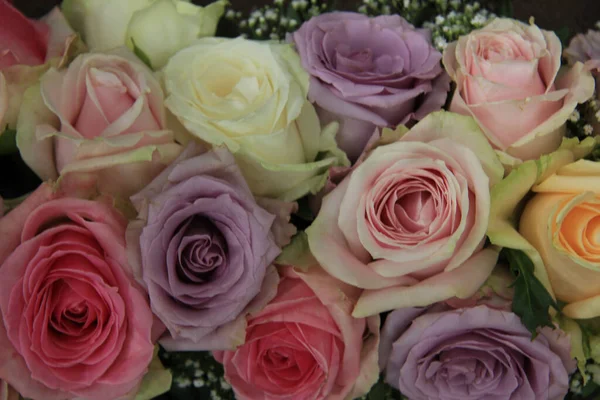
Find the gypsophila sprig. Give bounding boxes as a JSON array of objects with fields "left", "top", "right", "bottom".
[
  {"left": 225, "top": 0, "right": 332, "bottom": 40},
  {"left": 567, "top": 96, "right": 599, "bottom": 140},
  {"left": 422, "top": 0, "right": 496, "bottom": 50},
  {"left": 358, "top": 0, "right": 496, "bottom": 46},
  {"left": 159, "top": 350, "right": 234, "bottom": 400}
]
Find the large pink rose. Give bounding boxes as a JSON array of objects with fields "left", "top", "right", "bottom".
[
  {"left": 0, "top": 183, "right": 155, "bottom": 400},
  {"left": 214, "top": 265, "right": 380, "bottom": 400},
  {"left": 307, "top": 111, "right": 504, "bottom": 317},
  {"left": 443, "top": 18, "right": 595, "bottom": 161},
  {"left": 0, "top": 0, "right": 75, "bottom": 131},
  {"left": 16, "top": 50, "right": 182, "bottom": 197}
]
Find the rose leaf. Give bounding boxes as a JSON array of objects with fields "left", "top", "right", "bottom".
[{"left": 505, "top": 248, "right": 559, "bottom": 337}]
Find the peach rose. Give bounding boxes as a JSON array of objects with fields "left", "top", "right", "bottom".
[
  {"left": 443, "top": 18, "right": 594, "bottom": 162},
  {"left": 306, "top": 111, "right": 503, "bottom": 317},
  {"left": 486, "top": 135, "right": 600, "bottom": 320},
  {"left": 214, "top": 265, "right": 380, "bottom": 400},
  {"left": 16, "top": 49, "right": 181, "bottom": 197},
  {"left": 520, "top": 158, "right": 600, "bottom": 319}
]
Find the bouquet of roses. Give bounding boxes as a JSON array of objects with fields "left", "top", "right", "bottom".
[{"left": 1, "top": 0, "right": 600, "bottom": 399}]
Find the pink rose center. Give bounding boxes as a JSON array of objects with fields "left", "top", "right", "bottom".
[
  {"left": 74, "top": 66, "right": 160, "bottom": 138},
  {"left": 366, "top": 167, "right": 461, "bottom": 247}
]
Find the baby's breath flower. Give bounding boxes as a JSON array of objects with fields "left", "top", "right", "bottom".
[
  {"left": 570, "top": 110, "right": 581, "bottom": 122},
  {"left": 584, "top": 124, "right": 594, "bottom": 136}
]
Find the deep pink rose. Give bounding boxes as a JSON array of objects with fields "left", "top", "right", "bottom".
[
  {"left": 292, "top": 12, "right": 450, "bottom": 161},
  {"left": 17, "top": 50, "right": 182, "bottom": 197},
  {"left": 0, "top": 183, "right": 155, "bottom": 400},
  {"left": 444, "top": 18, "right": 594, "bottom": 161},
  {"left": 307, "top": 111, "right": 504, "bottom": 317},
  {"left": 0, "top": 0, "right": 75, "bottom": 130},
  {"left": 214, "top": 265, "right": 380, "bottom": 400}
]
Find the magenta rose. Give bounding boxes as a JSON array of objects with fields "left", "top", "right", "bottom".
[
  {"left": 292, "top": 12, "right": 450, "bottom": 161},
  {"left": 0, "top": 183, "right": 155, "bottom": 400},
  {"left": 214, "top": 265, "right": 380, "bottom": 400},
  {"left": 127, "top": 143, "right": 296, "bottom": 351},
  {"left": 307, "top": 111, "right": 504, "bottom": 317},
  {"left": 17, "top": 49, "right": 182, "bottom": 197},
  {"left": 0, "top": 0, "right": 74, "bottom": 131},
  {"left": 379, "top": 305, "right": 576, "bottom": 400}
]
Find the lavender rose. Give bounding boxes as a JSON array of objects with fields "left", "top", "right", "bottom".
[
  {"left": 565, "top": 28, "right": 600, "bottom": 64},
  {"left": 292, "top": 12, "right": 450, "bottom": 161},
  {"left": 127, "top": 143, "right": 296, "bottom": 351},
  {"left": 379, "top": 305, "right": 575, "bottom": 400}
]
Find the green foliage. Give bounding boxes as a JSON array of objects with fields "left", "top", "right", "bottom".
[
  {"left": 0, "top": 126, "right": 17, "bottom": 155},
  {"left": 131, "top": 38, "right": 153, "bottom": 69},
  {"left": 504, "top": 248, "right": 559, "bottom": 337}
]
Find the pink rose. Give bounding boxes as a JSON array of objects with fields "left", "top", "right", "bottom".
[
  {"left": 307, "top": 111, "right": 504, "bottom": 317},
  {"left": 0, "top": 183, "right": 155, "bottom": 400},
  {"left": 0, "top": 379, "right": 19, "bottom": 400},
  {"left": 0, "top": 0, "right": 75, "bottom": 131},
  {"left": 214, "top": 265, "right": 380, "bottom": 400},
  {"left": 443, "top": 18, "right": 595, "bottom": 161},
  {"left": 17, "top": 50, "right": 182, "bottom": 197}
]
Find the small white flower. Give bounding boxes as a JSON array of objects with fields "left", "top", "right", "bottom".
[
  {"left": 435, "top": 36, "right": 448, "bottom": 50},
  {"left": 584, "top": 124, "right": 594, "bottom": 136},
  {"left": 225, "top": 10, "right": 236, "bottom": 19},
  {"left": 569, "top": 110, "right": 581, "bottom": 122},
  {"left": 193, "top": 379, "right": 205, "bottom": 388},
  {"left": 471, "top": 13, "right": 487, "bottom": 25},
  {"left": 435, "top": 15, "right": 445, "bottom": 24},
  {"left": 595, "top": 109, "right": 600, "bottom": 123}
]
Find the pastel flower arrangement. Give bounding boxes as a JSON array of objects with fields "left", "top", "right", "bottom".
[{"left": 1, "top": 0, "right": 600, "bottom": 399}]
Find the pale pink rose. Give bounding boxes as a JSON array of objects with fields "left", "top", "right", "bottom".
[
  {"left": 307, "top": 111, "right": 504, "bottom": 317},
  {"left": 443, "top": 18, "right": 595, "bottom": 161},
  {"left": 0, "top": 1, "right": 76, "bottom": 131},
  {"left": 0, "top": 183, "right": 155, "bottom": 400},
  {"left": 0, "top": 379, "right": 19, "bottom": 400},
  {"left": 17, "top": 50, "right": 182, "bottom": 197},
  {"left": 214, "top": 265, "right": 380, "bottom": 400}
]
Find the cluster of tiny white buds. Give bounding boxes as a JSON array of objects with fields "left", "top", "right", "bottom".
[
  {"left": 570, "top": 109, "right": 581, "bottom": 122},
  {"left": 228, "top": 0, "right": 329, "bottom": 40},
  {"left": 584, "top": 124, "right": 595, "bottom": 136}
]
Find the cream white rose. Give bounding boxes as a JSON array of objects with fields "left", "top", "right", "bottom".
[
  {"left": 163, "top": 37, "right": 348, "bottom": 201},
  {"left": 62, "top": 0, "right": 226, "bottom": 69}
]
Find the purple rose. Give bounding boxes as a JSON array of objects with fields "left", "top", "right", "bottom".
[
  {"left": 292, "top": 12, "right": 450, "bottom": 161},
  {"left": 127, "top": 143, "right": 295, "bottom": 351},
  {"left": 379, "top": 305, "right": 576, "bottom": 400},
  {"left": 565, "top": 29, "right": 600, "bottom": 64}
]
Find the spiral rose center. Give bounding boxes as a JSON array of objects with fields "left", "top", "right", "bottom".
[
  {"left": 556, "top": 198, "right": 600, "bottom": 264},
  {"left": 176, "top": 217, "right": 227, "bottom": 283}
]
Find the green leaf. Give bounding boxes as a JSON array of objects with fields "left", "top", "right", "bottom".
[
  {"left": 134, "top": 346, "right": 172, "bottom": 400},
  {"left": 276, "top": 231, "right": 316, "bottom": 271},
  {"left": 0, "top": 126, "right": 17, "bottom": 155},
  {"left": 556, "top": 26, "right": 571, "bottom": 47},
  {"left": 131, "top": 38, "right": 153, "bottom": 69},
  {"left": 504, "top": 248, "right": 559, "bottom": 337}
]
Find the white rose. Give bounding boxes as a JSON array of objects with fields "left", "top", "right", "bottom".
[
  {"left": 62, "top": 0, "right": 226, "bottom": 69},
  {"left": 163, "top": 37, "right": 348, "bottom": 201}
]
